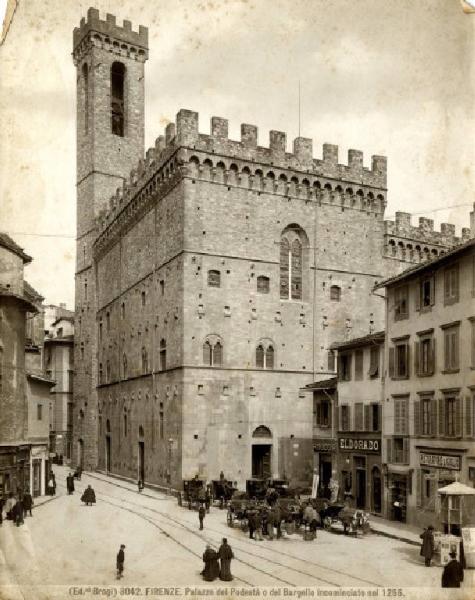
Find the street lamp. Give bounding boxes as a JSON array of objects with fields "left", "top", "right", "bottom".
[{"left": 167, "top": 438, "right": 173, "bottom": 494}]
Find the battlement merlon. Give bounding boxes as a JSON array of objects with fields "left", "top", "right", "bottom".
[
  {"left": 73, "top": 7, "right": 148, "bottom": 58},
  {"left": 173, "top": 109, "right": 387, "bottom": 187},
  {"left": 384, "top": 210, "right": 474, "bottom": 245}
]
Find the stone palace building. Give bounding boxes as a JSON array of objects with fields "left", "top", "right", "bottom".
[{"left": 72, "top": 8, "right": 472, "bottom": 489}]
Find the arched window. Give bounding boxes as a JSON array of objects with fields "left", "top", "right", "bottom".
[
  {"left": 122, "top": 354, "right": 127, "bottom": 379},
  {"left": 257, "top": 275, "right": 270, "bottom": 294},
  {"left": 203, "top": 337, "right": 223, "bottom": 366},
  {"left": 280, "top": 226, "right": 305, "bottom": 300},
  {"left": 265, "top": 345, "right": 274, "bottom": 369},
  {"left": 111, "top": 62, "right": 125, "bottom": 136},
  {"left": 256, "top": 344, "right": 264, "bottom": 368},
  {"left": 330, "top": 285, "right": 341, "bottom": 301},
  {"left": 256, "top": 341, "right": 274, "bottom": 369},
  {"left": 82, "top": 63, "right": 89, "bottom": 134},
  {"left": 141, "top": 347, "right": 148, "bottom": 374},
  {"left": 207, "top": 270, "right": 221, "bottom": 288},
  {"left": 327, "top": 350, "right": 336, "bottom": 371},
  {"left": 160, "top": 339, "right": 167, "bottom": 370},
  {"left": 99, "top": 362, "right": 103, "bottom": 384},
  {"left": 252, "top": 425, "right": 272, "bottom": 438},
  {"left": 213, "top": 341, "right": 223, "bottom": 366},
  {"left": 123, "top": 412, "right": 128, "bottom": 437},
  {"left": 106, "top": 419, "right": 111, "bottom": 433}
]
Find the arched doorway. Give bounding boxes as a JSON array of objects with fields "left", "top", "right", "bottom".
[
  {"left": 77, "top": 438, "right": 84, "bottom": 469},
  {"left": 138, "top": 425, "right": 145, "bottom": 482},
  {"left": 372, "top": 466, "right": 382, "bottom": 513},
  {"left": 105, "top": 419, "right": 111, "bottom": 472},
  {"left": 251, "top": 426, "right": 272, "bottom": 479}
]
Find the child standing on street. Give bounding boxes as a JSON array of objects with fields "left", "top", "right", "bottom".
[{"left": 116, "top": 544, "right": 125, "bottom": 579}]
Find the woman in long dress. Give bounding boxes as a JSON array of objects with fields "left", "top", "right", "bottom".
[
  {"left": 218, "top": 538, "right": 234, "bottom": 581},
  {"left": 201, "top": 545, "right": 220, "bottom": 581}
]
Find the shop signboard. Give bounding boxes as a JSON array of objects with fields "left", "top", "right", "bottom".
[
  {"left": 339, "top": 438, "right": 380, "bottom": 453},
  {"left": 313, "top": 439, "right": 337, "bottom": 452},
  {"left": 420, "top": 453, "right": 461, "bottom": 471}
]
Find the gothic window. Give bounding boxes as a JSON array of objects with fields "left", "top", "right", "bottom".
[
  {"left": 82, "top": 63, "right": 89, "bottom": 134},
  {"left": 111, "top": 62, "right": 125, "bottom": 137},
  {"left": 99, "top": 362, "right": 103, "bottom": 384},
  {"left": 141, "top": 291, "right": 146, "bottom": 306},
  {"left": 257, "top": 276, "right": 270, "bottom": 294},
  {"left": 160, "top": 339, "right": 167, "bottom": 370},
  {"left": 208, "top": 270, "right": 221, "bottom": 288},
  {"left": 256, "top": 345, "right": 264, "bottom": 368},
  {"left": 203, "top": 337, "right": 223, "bottom": 366},
  {"left": 106, "top": 360, "right": 111, "bottom": 382},
  {"left": 121, "top": 302, "right": 125, "bottom": 319},
  {"left": 141, "top": 347, "right": 148, "bottom": 374},
  {"left": 256, "top": 341, "right": 274, "bottom": 369},
  {"left": 280, "top": 226, "right": 306, "bottom": 300},
  {"left": 106, "top": 311, "right": 110, "bottom": 331},
  {"left": 159, "top": 402, "right": 164, "bottom": 440},
  {"left": 123, "top": 411, "right": 128, "bottom": 437},
  {"left": 330, "top": 285, "right": 341, "bottom": 301},
  {"left": 122, "top": 354, "right": 127, "bottom": 379}
]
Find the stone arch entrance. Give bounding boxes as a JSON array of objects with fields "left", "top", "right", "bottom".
[{"left": 251, "top": 426, "right": 272, "bottom": 479}]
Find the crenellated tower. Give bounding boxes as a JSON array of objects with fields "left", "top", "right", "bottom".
[{"left": 72, "top": 7, "right": 148, "bottom": 469}]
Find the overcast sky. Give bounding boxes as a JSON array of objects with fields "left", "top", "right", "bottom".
[{"left": 0, "top": 0, "right": 473, "bottom": 308}]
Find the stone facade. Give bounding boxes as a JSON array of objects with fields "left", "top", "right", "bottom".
[{"left": 72, "top": 8, "right": 473, "bottom": 489}]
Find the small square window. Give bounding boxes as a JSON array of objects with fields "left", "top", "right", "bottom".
[
  {"left": 208, "top": 270, "right": 221, "bottom": 287},
  {"left": 257, "top": 276, "right": 270, "bottom": 294}
]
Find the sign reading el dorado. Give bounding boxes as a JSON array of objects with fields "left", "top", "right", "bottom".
[
  {"left": 420, "top": 453, "right": 461, "bottom": 470},
  {"left": 339, "top": 438, "right": 380, "bottom": 453}
]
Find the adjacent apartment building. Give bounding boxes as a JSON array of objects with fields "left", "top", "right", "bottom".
[
  {"left": 332, "top": 332, "right": 384, "bottom": 514},
  {"left": 377, "top": 237, "right": 475, "bottom": 527}
]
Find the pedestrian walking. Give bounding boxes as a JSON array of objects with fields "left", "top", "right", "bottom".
[
  {"left": 419, "top": 526, "right": 435, "bottom": 567},
  {"left": 137, "top": 479, "right": 144, "bottom": 493},
  {"left": 248, "top": 510, "right": 256, "bottom": 540},
  {"left": 66, "top": 473, "right": 75, "bottom": 495},
  {"left": 116, "top": 544, "right": 125, "bottom": 579},
  {"left": 22, "top": 491, "right": 33, "bottom": 517},
  {"left": 5, "top": 493, "right": 15, "bottom": 520},
  {"left": 442, "top": 550, "right": 464, "bottom": 588},
  {"left": 46, "top": 475, "right": 55, "bottom": 496},
  {"left": 198, "top": 504, "right": 206, "bottom": 530},
  {"left": 201, "top": 544, "right": 219, "bottom": 581},
  {"left": 218, "top": 538, "right": 234, "bottom": 581},
  {"left": 14, "top": 498, "right": 24, "bottom": 527},
  {"left": 81, "top": 485, "right": 96, "bottom": 506}
]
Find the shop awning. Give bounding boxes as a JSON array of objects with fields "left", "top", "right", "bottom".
[{"left": 438, "top": 482, "right": 475, "bottom": 496}]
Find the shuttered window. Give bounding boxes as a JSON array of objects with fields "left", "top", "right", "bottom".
[
  {"left": 443, "top": 326, "right": 459, "bottom": 371},
  {"left": 355, "top": 350, "right": 363, "bottom": 380},
  {"left": 444, "top": 264, "right": 459, "bottom": 305},
  {"left": 390, "top": 342, "right": 410, "bottom": 379},
  {"left": 355, "top": 403, "right": 364, "bottom": 431},
  {"left": 340, "top": 405, "right": 351, "bottom": 431},
  {"left": 465, "top": 394, "right": 474, "bottom": 438},
  {"left": 364, "top": 405, "right": 371, "bottom": 432},
  {"left": 339, "top": 353, "right": 352, "bottom": 381},
  {"left": 394, "top": 397, "right": 409, "bottom": 434},
  {"left": 394, "top": 285, "right": 409, "bottom": 320},
  {"left": 415, "top": 336, "right": 435, "bottom": 376},
  {"left": 443, "top": 396, "right": 462, "bottom": 438},
  {"left": 369, "top": 346, "right": 380, "bottom": 378}
]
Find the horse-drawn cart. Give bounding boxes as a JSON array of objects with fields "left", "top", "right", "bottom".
[{"left": 177, "top": 478, "right": 206, "bottom": 510}]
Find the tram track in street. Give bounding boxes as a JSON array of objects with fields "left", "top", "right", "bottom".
[{"left": 85, "top": 473, "right": 383, "bottom": 588}]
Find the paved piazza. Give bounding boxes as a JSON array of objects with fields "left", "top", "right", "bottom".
[{"left": 0, "top": 468, "right": 472, "bottom": 600}]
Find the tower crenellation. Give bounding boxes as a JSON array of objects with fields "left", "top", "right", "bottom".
[{"left": 73, "top": 7, "right": 148, "bottom": 64}]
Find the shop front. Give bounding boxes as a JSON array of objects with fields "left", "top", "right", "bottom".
[
  {"left": 0, "top": 445, "right": 30, "bottom": 496},
  {"left": 30, "top": 444, "right": 48, "bottom": 497},
  {"left": 412, "top": 447, "right": 468, "bottom": 530},
  {"left": 337, "top": 435, "right": 382, "bottom": 513},
  {"left": 313, "top": 438, "right": 337, "bottom": 499}
]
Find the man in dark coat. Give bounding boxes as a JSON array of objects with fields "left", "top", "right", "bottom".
[
  {"left": 67, "top": 474, "right": 75, "bottom": 495},
  {"left": 442, "top": 551, "right": 464, "bottom": 588},
  {"left": 247, "top": 510, "right": 257, "bottom": 540},
  {"left": 218, "top": 538, "right": 234, "bottom": 581},
  {"left": 419, "top": 526, "right": 435, "bottom": 566},
  {"left": 198, "top": 505, "right": 206, "bottom": 530},
  {"left": 201, "top": 545, "right": 219, "bottom": 581},
  {"left": 116, "top": 544, "right": 125, "bottom": 579},
  {"left": 81, "top": 485, "right": 96, "bottom": 506},
  {"left": 14, "top": 498, "right": 24, "bottom": 527},
  {"left": 22, "top": 491, "right": 33, "bottom": 517}
]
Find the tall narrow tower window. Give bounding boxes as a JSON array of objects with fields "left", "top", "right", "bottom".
[
  {"left": 82, "top": 63, "right": 89, "bottom": 134},
  {"left": 111, "top": 62, "right": 125, "bottom": 137}
]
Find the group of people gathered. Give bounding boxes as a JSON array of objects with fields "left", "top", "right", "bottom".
[
  {"left": 201, "top": 538, "right": 234, "bottom": 582},
  {"left": 0, "top": 490, "right": 34, "bottom": 526},
  {"left": 419, "top": 525, "right": 465, "bottom": 588}
]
